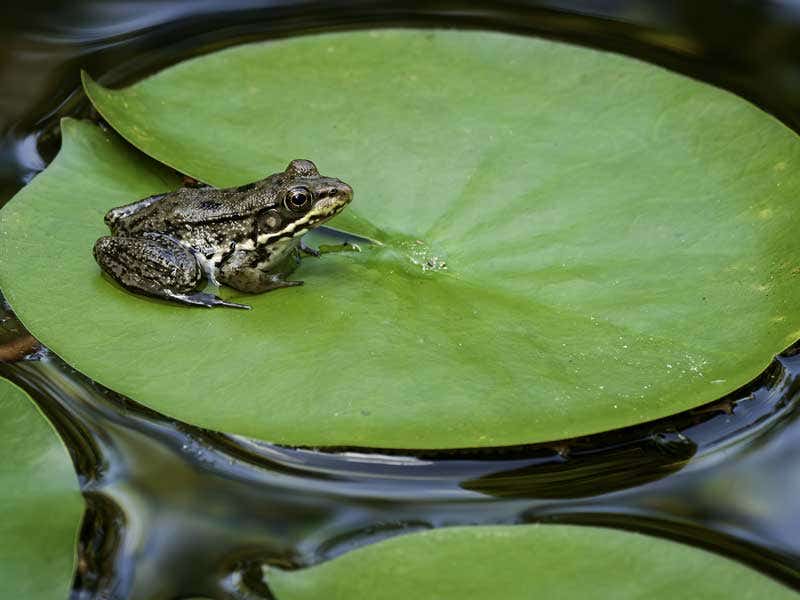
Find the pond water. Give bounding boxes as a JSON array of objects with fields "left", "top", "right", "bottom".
[{"left": 2, "top": 2, "right": 800, "bottom": 599}]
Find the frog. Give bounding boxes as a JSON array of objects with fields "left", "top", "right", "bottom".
[{"left": 93, "top": 159, "right": 353, "bottom": 310}]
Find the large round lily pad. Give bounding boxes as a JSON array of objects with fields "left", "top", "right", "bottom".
[
  {"left": 0, "top": 377, "right": 83, "bottom": 599},
  {"left": 2, "top": 30, "right": 800, "bottom": 449},
  {"left": 265, "top": 524, "right": 796, "bottom": 599}
]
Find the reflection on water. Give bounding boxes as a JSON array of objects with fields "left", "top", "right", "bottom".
[{"left": 2, "top": 1, "right": 800, "bottom": 599}]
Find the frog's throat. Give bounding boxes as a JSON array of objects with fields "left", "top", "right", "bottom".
[{"left": 253, "top": 203, "right": 345, "bottom": 247}]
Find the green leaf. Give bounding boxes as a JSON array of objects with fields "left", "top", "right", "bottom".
[
  {"left": 2, "top": 30, "right": 800, "bottom": 449},
  {"left": 266, "top": 524, "right": 796, "bottom": 600},
  {"left": 0, "top": 377, "right": 83, "bottom": 599}
]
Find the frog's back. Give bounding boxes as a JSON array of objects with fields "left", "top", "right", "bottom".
[
  {"left": 165, "top": 186, "right": 278, "bottom": 224},
  {"left": 106, "top": 182, "right": 279, "bottom": 234}
]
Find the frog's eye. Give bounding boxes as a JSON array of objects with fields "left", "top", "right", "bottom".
[{"left": 284, "top": 187, "right": 314, "bottom": 211}]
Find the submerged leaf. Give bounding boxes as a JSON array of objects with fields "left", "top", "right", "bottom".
[
  {"left": 2, "top": 30, "right": 800, "bottom": 448},
  {"left": 265, "top": 524, "right": 796, "bottom": 600},
  {"left": 0, "top": 377, "right": 83, "bottom": 599}
]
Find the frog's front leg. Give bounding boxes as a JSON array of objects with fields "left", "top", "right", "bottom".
[
  {"left": 218, "top": 249, "right": 303, "bottom": 293},
  {"left": 93, "top": 232, "right": 249, "bottom": 309},
  {"left": 222, "top": 269, "right": 303, "bottom": 294}
]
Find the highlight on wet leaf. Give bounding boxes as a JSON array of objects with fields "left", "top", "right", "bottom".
[
  {"left": 2, "top": 29, "right": 800, "bottom": 449},
  {"left": 0, "top": 377, "right": 83, "bottom": 600},
  {"left": 265, "top": 524, "right": 797, "bottom": 600}
]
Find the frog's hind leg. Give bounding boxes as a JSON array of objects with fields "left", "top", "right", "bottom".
[{"left": 93, "top": 232, "right": 249, "bottom": 309}]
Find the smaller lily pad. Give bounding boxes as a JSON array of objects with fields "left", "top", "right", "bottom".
[
  {"left": 265, "top": 524, "right": 797, "bottom": 600},
  {"left": 0, "top": 377, "right": 83, "bottom": 599}
]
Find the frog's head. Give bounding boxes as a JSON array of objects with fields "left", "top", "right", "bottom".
[{"left": 272, "top": 159, "right": 353, "bottom": 235}]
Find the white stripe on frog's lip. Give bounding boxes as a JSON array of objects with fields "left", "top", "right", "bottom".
[{"left": 246, "top": 199, "right": 347, "bottom": 248}]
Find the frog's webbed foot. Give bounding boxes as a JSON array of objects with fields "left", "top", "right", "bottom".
[
  {"left": 300, "top": 239, "right": 321, "bottom": 258},
  {"left": 94, "top": 233, "right": 243, "bottom": 309}
]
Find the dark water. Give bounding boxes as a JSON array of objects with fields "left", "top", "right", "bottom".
[{"left": 3, "top": 2, "right": 800, "bottom": 599}]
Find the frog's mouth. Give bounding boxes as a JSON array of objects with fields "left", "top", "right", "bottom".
[
  {"left": 300, "top": 183, "right": 353, "bottom": 229},
  {"left": 306, "top": 195, "right": 351, "bottom": 226}
]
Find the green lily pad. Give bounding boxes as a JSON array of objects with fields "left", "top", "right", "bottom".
[
  {"left": 2, "top": 30, "right": 800, "bottom": 449},
  {"left": 0, "top": 377, "right": 83, "bottom": 599},
  {"left": 266, "top": 524, "right": 796, "bottom": 600}
]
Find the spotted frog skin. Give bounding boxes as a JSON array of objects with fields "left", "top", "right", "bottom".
[{"left": 93, "top": 159, "right": 353, "bottom": 309}]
